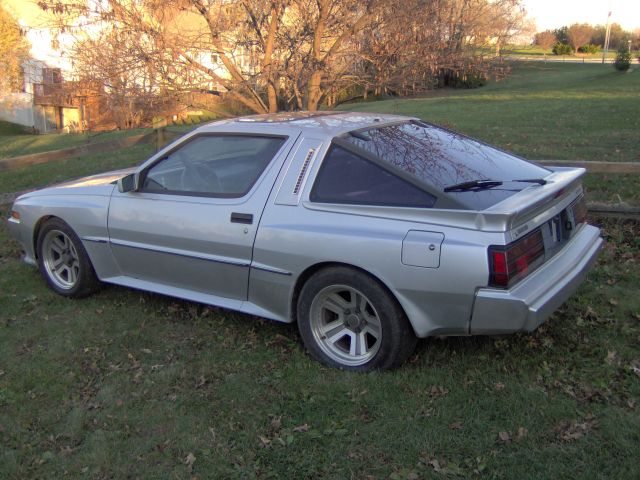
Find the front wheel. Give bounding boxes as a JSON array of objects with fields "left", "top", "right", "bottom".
[
  {"left": 36, "top": 218, "right": 100, "bottom": 298},
  {"left": 297, "top": 267, "right": 417, "bottom": 371}
]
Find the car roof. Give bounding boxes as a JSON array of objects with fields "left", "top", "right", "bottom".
[{"left": 196, "top": 111, "right": 416, "bottom": 137}]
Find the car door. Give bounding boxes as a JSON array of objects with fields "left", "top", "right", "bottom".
[{"left": 107, "top": 132, "right": 294, "bottom": 301}]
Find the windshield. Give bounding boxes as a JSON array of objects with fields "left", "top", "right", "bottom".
[{"left": 343, "top": 121, "right": 550, "bottom": 210}]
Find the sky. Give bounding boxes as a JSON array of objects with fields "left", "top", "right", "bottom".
[{"left": 523, "top": 0, "right": 640, "bottom": 32}]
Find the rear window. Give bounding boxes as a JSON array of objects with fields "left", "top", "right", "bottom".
[{"left": 344, "top": 121, "right": 550, "bottom": 209}]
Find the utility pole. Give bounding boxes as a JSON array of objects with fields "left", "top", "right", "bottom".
[{"left": 602, "top": 11, "right": 612, "bottom": 64}]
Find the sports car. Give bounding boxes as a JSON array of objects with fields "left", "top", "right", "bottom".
[{"left": 7, "top": 112, "right": 603, "bottom": 370}]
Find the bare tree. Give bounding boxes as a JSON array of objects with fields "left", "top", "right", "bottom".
[
  {"left": 69, "top": 27, "right": 180, "bottom": 129},
  {"left": 534, "top": 30, "right": 557, "bottom": 50},
  {"left": 0, "top": 4, "right": 31, "bottom": 94},
  {"left": 567, "top": 23, "right": 594, "bottom": 53},
  {"left": 38, "top": 0, "right": 531, "bottom": 116}
]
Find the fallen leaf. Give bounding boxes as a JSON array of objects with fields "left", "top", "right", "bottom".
[
  {"left": 427, "top": 385, "right": 449, "bottom": 398},
  {"left": 516, "top": 427, "right": 528, "bottom": 440},
  {"left": 270, "top": 415, "right": 282, "bottom": 432},
  {"left": 605, "top": 351, "right": 622, "bottom": 366},
  {"left": 59, "top": 445, "right": 74, "bottom": 456},
  {"left": 195, "top": 375, "right": 206, "bottom": 389},
  {"left": 292, "top": 423, "right": 310, "bottom": 433},
  {"left": 258, "top": 435, "right": 271, "bottom": 448},
  {"left": 449, "top": 422, "right": 463, "bottom": 430},
  {"left": 629, "top": 359, "right": 640, "bottom": 377},
  {"left": 428, "top": 459, "right": 442, "bottom": 473},
  {"left": 494, "top": 382, "right": 505, "bottom": 391},
  {"left": 184, "top": 452, "right": 196, "bottom": 472},
  {"left": 498, "top": 431, "right": 511, "bottom": 443},
  {"left": 555, "top": 416, "right": 597, "bottom": 442},
  {"left": 141, "top": 348, "right": 152, "bottom": 354},
  {"left": 116, "top": 399, "right": 124, "bottom": 407}
]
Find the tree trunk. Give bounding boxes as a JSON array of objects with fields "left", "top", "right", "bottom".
[
  {"left": 267, "top": 83, "right": 278, "bottom": 113},
  {"left": 307, "top": 70, "right": 323, "bottom": 111}
]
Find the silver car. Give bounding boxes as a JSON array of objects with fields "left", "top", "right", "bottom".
[{"left": 7, "top": 112, "right": 603, "bottom": 370}]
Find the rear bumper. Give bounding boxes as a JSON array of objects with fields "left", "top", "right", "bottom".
[{"left": 470, "top": 224, "right": 602, "bottom": 334}]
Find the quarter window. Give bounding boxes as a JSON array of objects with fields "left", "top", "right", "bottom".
[
  {"left": 142, "top": 135, "right": 286, "bottom": 197},
  {"left": 310, "top": 145, "right": 436, "bottom": 207}
]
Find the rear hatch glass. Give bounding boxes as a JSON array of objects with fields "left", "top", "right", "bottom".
[{"left": 344, "top": 121, "right": 551, "bottom": 210}]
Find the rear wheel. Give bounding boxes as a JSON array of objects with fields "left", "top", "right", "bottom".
[
  {"left": 36, "top": 218, "right": 100, "bottom": 298},
  {"left": 297, "top": 267, "right": 417, "bottom": 371}
]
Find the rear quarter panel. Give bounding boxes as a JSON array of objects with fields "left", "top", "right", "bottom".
[{"left": 251, "top": 202, "right": 499, "bottom": 337}]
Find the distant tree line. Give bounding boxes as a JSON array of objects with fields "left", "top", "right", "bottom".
[{"left": 534, "top": 23, "right": 640, "bottom": 55}]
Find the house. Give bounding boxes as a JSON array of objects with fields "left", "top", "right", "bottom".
[{"left": 0, "top": 59, "right": 95, "bottom": 133}]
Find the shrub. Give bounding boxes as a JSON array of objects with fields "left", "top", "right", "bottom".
[
  {"left": 614, "top": 48, "right": 631, "bottom": 71},
  {"left": 552, "top": 42, "right": 573, "bottom": 55},
  {"left": 437, "top": 69, "right": 487, "bottom": 89},
  {"left": 578, "top": 44, "right": 599, "bottom": 54}
]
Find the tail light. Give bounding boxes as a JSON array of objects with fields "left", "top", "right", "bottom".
[{"left": 489, "top": 228, "right": 545, "bottom": 288}]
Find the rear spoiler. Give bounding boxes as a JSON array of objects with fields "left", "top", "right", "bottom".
[{"left": 484, "top": 167, "right": 585, "bottom": 235}]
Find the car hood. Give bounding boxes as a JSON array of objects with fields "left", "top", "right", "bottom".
[{"left": 17, "top": 168, "right": 136, "bottom": 199}]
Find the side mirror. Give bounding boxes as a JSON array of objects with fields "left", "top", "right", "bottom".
[{"left": 118, "top": 173, "right": 139, "bottom": 193}]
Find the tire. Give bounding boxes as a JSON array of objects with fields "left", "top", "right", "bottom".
[
  {"left": 36, "top": 218, "right": 100, "bottom": 298},
  {"left": 297, "top": 267, "right": 417, "bottom": 371}
]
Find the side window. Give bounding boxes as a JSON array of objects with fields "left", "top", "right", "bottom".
[
  {"left": 142, "top": 135, "right": 286, "bottom": 197},
  {"left": 310, "top": 145, "right": 436, "bottom": 207}
]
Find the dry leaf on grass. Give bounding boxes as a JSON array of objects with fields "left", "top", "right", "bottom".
[
  {"left": 195, "top": 375, "right": 206, "bottom": 389},
  {"left": 258, "top": 435, "right": 271, "bottom": 448},
  {"left": 292, "top": 423, "right": 310, "bottom": 433},
  {"left": 184, "top": 452, "right": 196, "bottom": 472},
  {"left": 270, "top": 415, "right": 282, "bottom": 432},
  {"left": 605, "top": 351, "right": 622, "bottom": 366},
  {"left": 427, "top": 385, "right": 449, "bottom": 398},
  {"left": 555, "top": 416, "right": 597, "bottom": 442}
]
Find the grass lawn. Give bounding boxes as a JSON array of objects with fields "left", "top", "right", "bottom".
[
  {"left": 1, "top": 209, "right": 639, "bottom": 478},
  {"left": 339, "top": 61, "right": 640, "bottom": 205},
  {"left": 0, "top": 118, "right": 203, "bottom": 161},
  {"left": 0, "top": 122, "right": 150, "bottom": 160},
  {"left": 0, "top": 62, "right": 639, "bottom": 478},
  {"left": 0, "top": 144, "right": 155, "bottom": 194}
]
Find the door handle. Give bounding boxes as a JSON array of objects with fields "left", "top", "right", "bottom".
[{"left": 230, "top": 212, "right": 253, "bottom": 224}]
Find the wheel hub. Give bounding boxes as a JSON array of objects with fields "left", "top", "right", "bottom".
[
  {"left": 62, "top": 251, "right": 72, "bottom": 265},
  {"left": 345, "top": 312, "right": 363, "bottom": 330}
]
